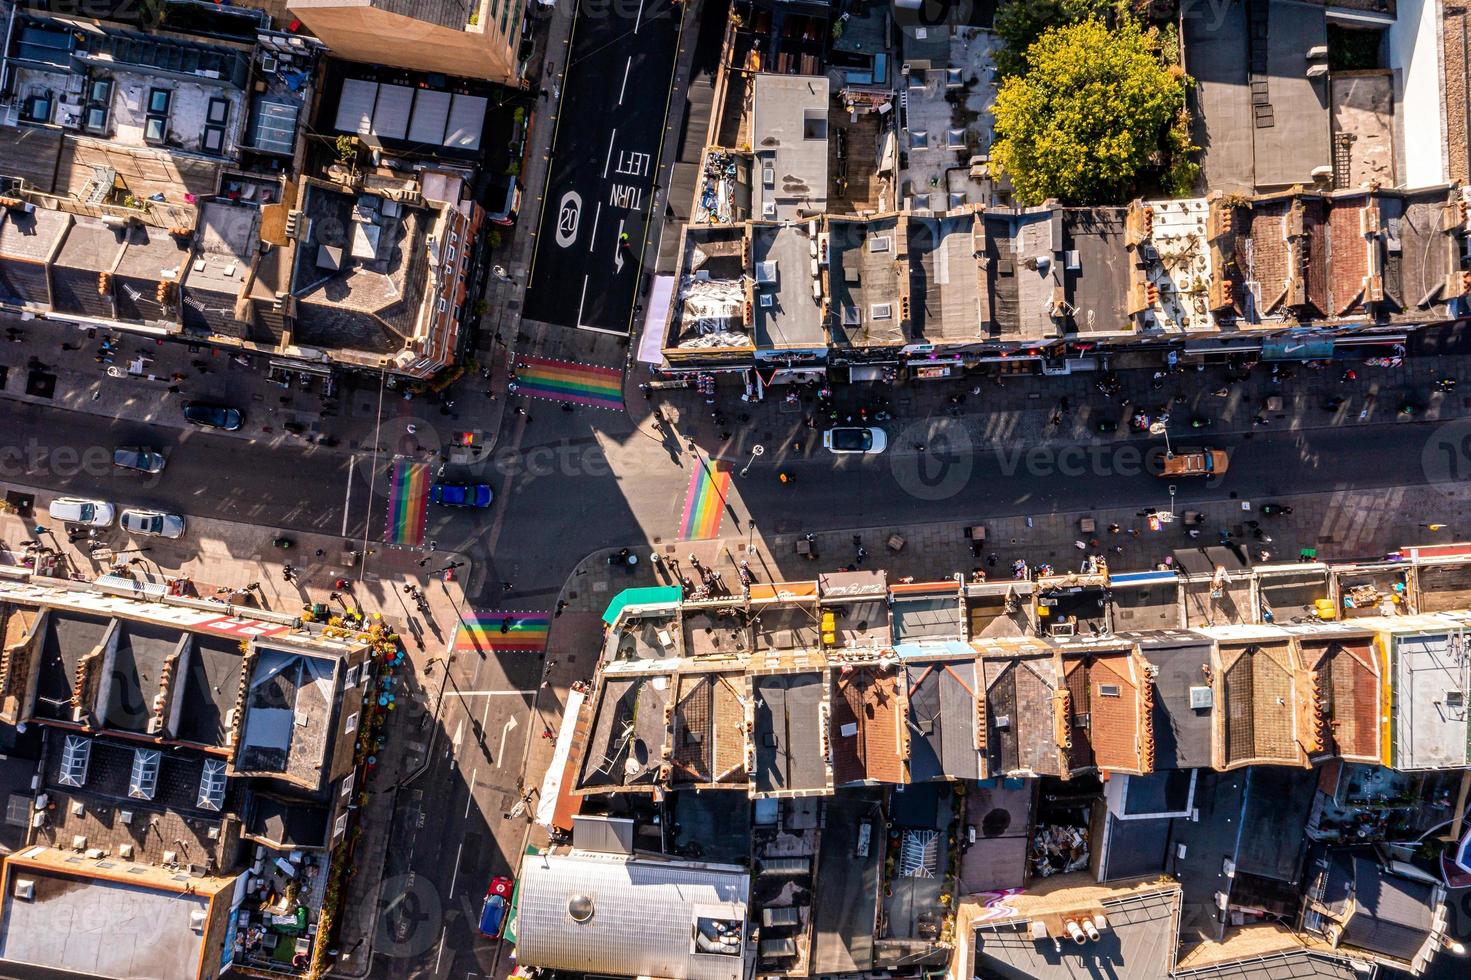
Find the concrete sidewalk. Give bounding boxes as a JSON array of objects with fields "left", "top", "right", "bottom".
[{"left": 645, "top": 355, "right": 1471, "bottom": 457}]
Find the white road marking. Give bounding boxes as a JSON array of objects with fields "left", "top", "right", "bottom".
[
  {"left": 618, "top": 57, "right": 632, "bottom": 106},
  {"left": 497, "top": 716, "right": 520, "bottom": 768},
  {"left": 614, "top": 218, "right": 626, "bottom": 272},
  {"left": 576, "top": 275, "right": 589, "bottom": 327},
  {"left": 480, "top": 695, "right": 493, "bottom": 737},
  {"left": 588, "top": 201, "right": 602, "bottom": 253},
  {"left": 635, "top": 0, "right": 646, "bottom": 33},
  {"left": 603, "top": 129, "right": 618, "bottom": 179},
  {"left": 451, "top": 717, "right": 464, "bottom": 755},
  {"left": 434, "top": 926, "right": 449, "bottom": 975},
  {"left": 448, "top": 839, "right": 464, "bottom": 899},
  {"left": 453, "top": 690, "right": 538, "bottom": 697},
  {"left": 341, "top": 455, "right": 356, "bottom": 537},
  {"left": 464, "top": 767, "right": 478, "bottom": 819}
]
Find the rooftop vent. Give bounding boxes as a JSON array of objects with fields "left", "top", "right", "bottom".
[{"left": 568, "top": 895, "right": 595, "bottom": 923}]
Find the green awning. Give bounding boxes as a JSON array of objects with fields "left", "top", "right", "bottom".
[{"left": 601, "top": 586, "right": 683, "bottom": 625}]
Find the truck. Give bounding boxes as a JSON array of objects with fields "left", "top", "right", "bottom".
[{"left": 1160, "top": 449, "right": 1229, "bottom": 478}]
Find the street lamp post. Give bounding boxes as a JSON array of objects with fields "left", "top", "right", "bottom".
[
  {"left": 740, "top": 444, "right": 765, "bottom": 477},
  {"left": 746, "top": 518, "right": 757, "bottom": 555}
]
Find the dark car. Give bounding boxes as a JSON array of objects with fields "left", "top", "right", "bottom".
[
  {"left": 478, "top": 876, "right": 514, "bottom": 939},
  {"left": 113, "top": 447, "right": 166, "bottom": 473},
  {"left": 430, "top": 483, "right": 493, "bottom": 508},
  {"left": 182, "top": 402, "right": 243, "bottom": 431}
]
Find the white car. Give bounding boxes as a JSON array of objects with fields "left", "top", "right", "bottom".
[
  {"left": 119, "top": 509, "right": 185, "bottom": 539},
  {"left": 48, "top": 498, "right": 115, "bottom": 527},
  {"left": 822, "top": 427, "right": 888, "bottom": 455}
]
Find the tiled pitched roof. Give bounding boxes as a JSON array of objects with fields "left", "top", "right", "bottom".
[{"left": 831, "top": 667, "right": 905, "bottom": 785}]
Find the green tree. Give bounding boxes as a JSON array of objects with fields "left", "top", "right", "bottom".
[
  {"left": 992, "top": 0, "right": 1127, "bottom": 76},
  {"left": 989, "top": 18, "right": 1190, "bottom": 205}
]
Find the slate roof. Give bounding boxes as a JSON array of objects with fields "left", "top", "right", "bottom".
[
  {"left": 1315, "top": 848, "right": 1437, "bottom": 964},
  {"left": 752, "top": 672, "right": 829, "bottom": 795},
  {"left": 982, "top": 650, "right": 1062, "bottom": 776},
  {"left": 1124, "top": 633, "right": 1215, "bottom": 771},
  {"left": 974, "top": 888, "right": 1179, "bottom": 979},
  {"left": 904, "top": 659, "right": 980, "bottom": 781}
]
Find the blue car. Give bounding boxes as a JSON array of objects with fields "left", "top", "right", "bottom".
[
  {"left": 430, "top": 482, "right": 493, "bottom": 508},
  {"left": 478, "top": 875, "right": 514, "bottom": 939}
]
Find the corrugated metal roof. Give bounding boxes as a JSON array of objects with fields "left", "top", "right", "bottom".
[
  {"left": 371, "top": 84, "right": 413, "bottom": 141},
  {"left": 445, "top": 93, "right": 486, "bottom": 151},
  {"left": 516, "top": 852, "right": 750, "bottom": 980},
  {"left": 334, "top": 79, "right": 377, "bottom": 136},
  {"left": 407, "top": 89, "right": 450, "bottom": 146}
]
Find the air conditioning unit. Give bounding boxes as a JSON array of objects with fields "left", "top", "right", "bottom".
[
  {"left": 84, "top": 848, "right": 103, "bottom": 860},
  {"left": 162, "top": 850, "right": 178, "bottom": 866},
  {"left": 119, "top": 844, "right": 134, "bottom": 860},
  {"left": 71, "top": 836, "right": 87, "bottom": 851},
  {"left": 119, "top": 810, "right": 133, "bottom": 825},
  {"left": 1050, "top": 622, "right": 1075, "bottom": 638},
  {"left": 1189, "top": 686, "right": 1214, "bottom": 709}
]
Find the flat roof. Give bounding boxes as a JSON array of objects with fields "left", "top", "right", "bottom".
[
  {"left": 907, "top": 212, "right": 986, "bottom": 342},
  {"left": 1063, "top": 209, "right": 1131, "bottom": 335},
  {"left": 750, "top": 223, "right": 824, "bottom": 349},
  {"left": 1185, "top": 0, "right": 1331, "bottom": 192},
  {"left": 0, "top": 849, "right": 228, "bottom": 980},
  {"left": 828, "top": 216, "right": 906, "bottom": 347},
  {"left": 751, "top": 74, "right": 829, "bottom": 221}
]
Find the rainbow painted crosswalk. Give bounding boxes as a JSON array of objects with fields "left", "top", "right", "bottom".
[
  {"left": 679, "top": 462, "right": 731, "bottom": 540},
  {"left": 512, "top": 356, "right": 623, "bottom": 410},
  {"left": 385, "top": 460, "right": 430, "bottom": 547},
  {"left": 454, "top": 613, "right": 551, "bottom": 653}
]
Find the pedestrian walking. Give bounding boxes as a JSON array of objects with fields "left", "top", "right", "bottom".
[
  {"left": 502, "top": 581, "right": 514, "bottom": 591},
  {"left": 514, "top": 406, "right": 527, "bottom": 416}
]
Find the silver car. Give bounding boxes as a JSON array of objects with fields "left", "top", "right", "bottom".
[
  {"left": 48, "top": 498, "right": 115, "bottom": 527},
  {"left": 119, "top": 509, "right": 185, "bottom": 539}
]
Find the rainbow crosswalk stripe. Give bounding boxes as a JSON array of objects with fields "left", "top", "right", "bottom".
[
  {"left": 680, "top": 462, "right": 730, "bottom": 540},
  {"left": 385, "top": 460, "right": 430, "bottom": 547},
  {"left": 454, "top": 613, "right": 551, "bottom": 653},
  {"left": 513, "top": 356, "right": 623, "bottom": 410}
]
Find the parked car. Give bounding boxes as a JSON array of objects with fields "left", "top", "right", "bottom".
[
  {"left": 1160, "top": 449, "right": 1229, "bottom": 478},
  {"left": 48, "top": 497, "right": 115, "bottom": 527},
  {"left": 113, "top": 447, "right": 166, "bottom": 473},
  {"left": 431, "top": 483, "right": 493, "bottom": 507},
  {"left": 822, "top": 427, "right": 887, "bottom": 455},
  {"left": 119, "top": 509, "right": 185, "bottom": 539},
  {"left": 478, "top": 876, "right": 514, "bottom": 940},
  {"left": 182, "top": 402, "right": 243, "bottom": 431}
]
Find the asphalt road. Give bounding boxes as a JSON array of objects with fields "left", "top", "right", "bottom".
[
  {"left": 521, "top": 0, "right": 682, "bottom": 332},
  {"left": 7, "top": 394, "right": 1467, "bottom": 598}
]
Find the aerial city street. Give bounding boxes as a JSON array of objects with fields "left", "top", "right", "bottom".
[{"left": 1, "top": 1, "right": 1471, "bottom": 980}]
